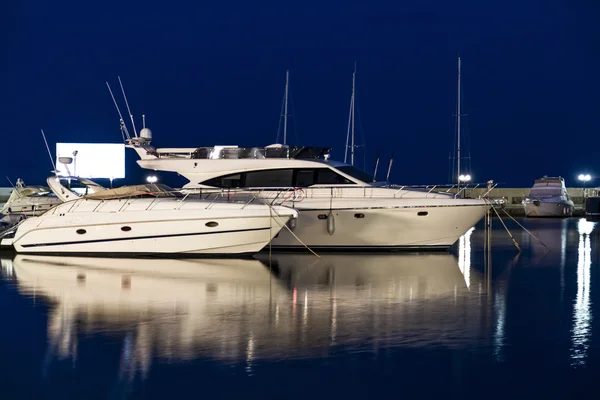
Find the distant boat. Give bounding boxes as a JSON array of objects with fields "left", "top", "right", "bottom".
[
  {"left": 584, "top": 187, "right": 600, "bottom": 220},
  {"left": 522, "top": 176, "right": 574, "bottom": 217},
  {"left": 1, "top": 179, "right": 61, "bottom": 219}
]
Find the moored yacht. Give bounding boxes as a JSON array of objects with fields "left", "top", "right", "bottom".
[
  {"left": 127, "top": 137, "right": 489, "bottom": 250},
  {"left": 8, "top": 176, "right": 297, "bottom": 256},
  {"left": 1, "top": 179, "right": 62, "bottom": 219},
  {"left": 522, "top": 176, "right": 574, "bottom": 217}
]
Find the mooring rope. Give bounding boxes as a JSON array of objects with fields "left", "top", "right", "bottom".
[{"left": 267, "top": 204, "right": 320, "bottom": 259}]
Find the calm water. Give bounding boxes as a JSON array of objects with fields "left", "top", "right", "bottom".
[{"left": 1, "top": 218, "right": 599, "bottom": 399}]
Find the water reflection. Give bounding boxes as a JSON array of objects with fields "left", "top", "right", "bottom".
[
  {"left": 571, "top": 219, "right": 595, "bottom": 367},
  {"left": 458, "top": 227, "right": 474, "bottom": 289},
  {"left": 10, "top": 252, "right": 488, "bottom": 378}
]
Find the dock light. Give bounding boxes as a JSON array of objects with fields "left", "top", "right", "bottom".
[
  {"left": 578, "top": 174, "right": 592, "bottom": 198},
  {"left": 578, "top": 174, "right": 591, "bottom": 182},
  {"left": 146, "top": 175, "right": 158, "bottom": 184},
  {"left": 459, "top": 174, "right": 471, "bottom": 183}
]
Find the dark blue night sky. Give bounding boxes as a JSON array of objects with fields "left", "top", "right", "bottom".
[{"left": 1, "top": 0, "right": 599, "bottom": 187}]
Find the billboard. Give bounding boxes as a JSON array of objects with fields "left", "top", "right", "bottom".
[{"left": 55, "top": 143, "right": 125, "bottom": 179}]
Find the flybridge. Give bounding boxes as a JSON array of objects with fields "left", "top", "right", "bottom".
[{"left": 134, "top": 144, "right": 332, "bottom": 161}]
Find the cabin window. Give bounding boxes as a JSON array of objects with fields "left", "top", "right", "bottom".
[
  {"left": 295, "top": 170, "right": 316, "bottom": 187},
  {"left": 199, "top": 167, "right": 355, "bottom": 188},
  {"left": 418, "top": 211, "right": 428, "bottom": 216},
  {"left": 316, "top": 169, "right": 353, "bottom": 185},
  {"left": 202, "top": 173, "right": 243, "bottom": 188},
  {"left": 76, "top": 229, "right": 87, "bottom": 235},
  {"left": 121, "top": 226, "right": 132, "bottom": 232},
  {"left": 335, "top": 166, "right": 373, "bottom": 183},
  {"left": 205, "top": 221, "right": 219, "bottom": 227},
  {"left": 354, "top": 213, "right": 365, "bottom": 219},
  {"left": 245, "top": 169, "right": 294, "bottom": 188},
  {"left": 317, "top": 214, "right": 328, "bottom": 220}
]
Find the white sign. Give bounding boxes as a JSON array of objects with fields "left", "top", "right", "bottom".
[{"left": 55, "top": 143, "right": 125, "bottom": 179}]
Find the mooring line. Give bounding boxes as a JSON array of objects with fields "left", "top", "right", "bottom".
[
  {"left": 501, "top": 207, "right": 548, "bottom": 248},
  {"left": 486, "top": 199, "right": 522, "bottom": 253},
  {"left": 267, "top": 204, "right": 321, "bottom": 259}
]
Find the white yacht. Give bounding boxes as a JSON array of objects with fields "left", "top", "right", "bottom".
[
  {"left": 7, "top": 176, "right": 297, "bottom": 256},
  {"left": 126, "top": 136, "right": 489, "bottom": 251},
  {"left": 523, "top": 176, "right": 574, "bottom": 217}
]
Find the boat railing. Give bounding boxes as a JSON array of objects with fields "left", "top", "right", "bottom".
[{"left": 95, "top": 181, "right": 503, "bottom": 211}]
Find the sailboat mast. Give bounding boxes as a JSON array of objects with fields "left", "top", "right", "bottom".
[
  {"left": 351, "top": 64, "right": 356, "bottom": 166},
  {"left": 457, "top": 57, "right": 461, "bottom": 188},
  {"left": 283, "top": 69, "right": 289, "bottom": 145}
]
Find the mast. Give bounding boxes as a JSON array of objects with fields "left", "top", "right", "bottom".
[
  {"left": 344, "top": 64, "right": 356, "bottom": 165},
  {"left": 457, "top": 56, "right": 461, "bottom": 189},
  {"left": 351, "top": 64, "right": 356, "bottom": 166},
  {"left": 283, "top": 69, "right": 289, "bottom": 145}
]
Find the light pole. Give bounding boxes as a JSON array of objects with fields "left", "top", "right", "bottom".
[{"left": 578, "top": 174, "right": 591, "bottom": 198}]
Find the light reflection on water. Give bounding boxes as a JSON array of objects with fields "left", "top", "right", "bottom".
[
  {"left": 0, "top": 217, "right": 599, "bottom": 396},
  {"left": 4, "top": 250, "right": 486, "bottom": 373},
  {"left": 571, "top": 219, "right": 595, "bottom": 366}
]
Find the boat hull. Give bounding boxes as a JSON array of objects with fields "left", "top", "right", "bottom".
[
  {"left": 523, "top": 201, "right": 574, "bottom": 218},
  {"left": 11, "top": 200, "right": 295, "bottom": 256},
  {"left": 270, "top": 203, "right": 487, "bottom": 250}
]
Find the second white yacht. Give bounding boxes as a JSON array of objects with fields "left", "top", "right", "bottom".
[
  {"left": 127, "top": 134, "right": 489, "bottom": 250},
  {"left": 523, "top": 176, "right": 574, "bottom": 217}
]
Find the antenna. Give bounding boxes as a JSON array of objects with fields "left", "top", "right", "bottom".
[
  {"left": 118, "top": 76, "right": 138, "bottom": 138},
  {"left": 40, "top": 129, "right": 56, "bottom": 171},
  {"left": 372, "top": 151, "right": 380, "bottom": 182},
  {"left": 386, "top": 153, "right": 395, "bottom": 182},
  {"left": 283, "top": 70, "right": 289, "bottom": 145},
  {"left": 106, "top": 81, "right": 131, "bottom": 140},
  {"left": 142, "top": 114, "right": 146, "bottom": 129},
  {"left": 457, "top": 56, "right": 461, "bottom": 190}
]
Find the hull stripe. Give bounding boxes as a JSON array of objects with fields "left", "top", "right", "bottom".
[{"left": 19, "top": 227, "right": 271, "bottom": 248}]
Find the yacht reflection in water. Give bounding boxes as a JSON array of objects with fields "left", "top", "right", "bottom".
[{"left": 10, "top": 250, "right": 487, "bottom": 378}]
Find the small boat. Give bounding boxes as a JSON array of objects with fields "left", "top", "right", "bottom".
[
  {"left": 1, "top": 179, "right": 62, "bottom": 218},
  {"left": 8, "top": 176, "right": 298, "bottom": 256},
  {"left": 584, "top": 187, "right": 600, "bottom": 220},
  {"left": 523, "top": 176, "right": 574, "bottom": 217}
]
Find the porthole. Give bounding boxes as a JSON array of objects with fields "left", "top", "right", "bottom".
[
  {"left": 76, "top": 229, "right": 87, "bottom": 235},
  {"left": 417, "top": 211, "right": 428, "bottom": 216},
  {"left": 317, "top": 214, "right": 328, "bottom": 220},
  {"left": 354, "top": 213, "right": 365, "bottom": 219},
  {"left": 121, "top": 226, "right": 132, "bottom": 232},
  {"left": 205, "top": 221, "right": 219, "bottom": 227}
]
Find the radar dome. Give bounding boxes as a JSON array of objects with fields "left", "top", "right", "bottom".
[{"left": 140, "top": 128, "right": 153, "bottom": 140}]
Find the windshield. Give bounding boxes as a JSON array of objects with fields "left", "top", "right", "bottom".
[
  {"left": 529, "top": 188, "right": 562, "bottom": 198},
  {"left": 335, "top": 166, "right": 373, "bottom": 183}
]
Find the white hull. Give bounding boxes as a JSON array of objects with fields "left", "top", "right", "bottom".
[
  {"left": 12, "top": 198, "right": 296, "bottom": 256},
  {"left": 272, "top": 203, "right": 486, "bottom": 249},
  {"left": 523, "top": 200, "right": 574, "bottom": 217}
]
